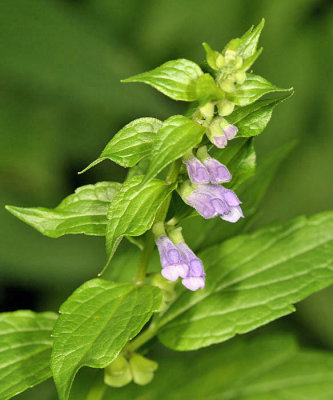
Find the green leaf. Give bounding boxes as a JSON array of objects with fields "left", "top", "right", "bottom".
[
  {"left": 229, "top": 74, "right": 291, "bottom": 107},
  {"left": 195, "top": 73, "right": 224, "bottom": 105},
  {"left": 202, "top": 42, "right": 220, "bottom": 71},
  {"left": 51, "top": 279, "right": 162, "bottom": 400},
  {"left": 6, "top": 182, "right": 121, "bottom": 238},
  {"left": 104, "top": 333, "right": 333, "bottom": 400},
  {"left": 237, "top": 18, "right": 265, "bottom": 60},
  {"left": 228, "top": 91, "right": 294, "bottom": 137},
  {"left": 215, "top": 138, "right": 256, "bottom": 190},
  {"left": 157, "top": 211, "right": 333, "bottom": 350},
  {"left": 122, "top": 59, "right": 203, "bottom": 101},
  {"left": 79, "top": 118, "right": 162, "bottom": 173},
  {"left": 144, "top": 115, "right": 205, "bottom": 183},
  {"left": 105, "top": 176, "right": 174, "bottom": 269},
  {"left": 0, "top": 311, "right": 57, "bottom": 400}
]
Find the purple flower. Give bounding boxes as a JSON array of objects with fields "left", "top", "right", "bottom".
[
  {"left": 203, "top": 158, "right": 232, "bottom": 183},
  {"left": 184, "top": 183, "right": 244, "bottom": 223},
  {"left": 223, "top": 124, "right": 238, "bottom": 140},
  {"left": 156, "top": 236, "right": 189, "bottom": 281},
  {"left": 176, "top": 242, "right": 206, "bottom": 291},
  {"left": 206, "top": 118, "right": 238, "bottom": 149},
  {"left": 184, "top": 157, "right": 210, "bottom": 184}
]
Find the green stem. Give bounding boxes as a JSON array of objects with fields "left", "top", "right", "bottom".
[
  {"left": 86, "top": 378, "right": 106, "bottom": 400},
  {"left": 125, "top": 322, "right": 158, "bottom": 352},
  {"left": 133, "top": 231, "right": 155, "bottom": 285}
]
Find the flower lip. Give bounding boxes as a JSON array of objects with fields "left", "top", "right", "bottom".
[
  {"left": 213, "top": 135, "right": 228, "bottom": 148},
  {"left": 184, "top": 157, "right": 210, "bottom": 184},
  {"left": 203, "top": 158, "right": 232, "bottom": 183},
  {"left": 223, "top": 124, "right": 238, "bottom": 140}
]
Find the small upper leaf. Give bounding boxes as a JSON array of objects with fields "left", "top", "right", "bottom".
[
  {"left": 228, "top": 91, "right": 294, "bottom": 137},
  {"left": 0, "top": 311, "right": 57, "bottom": 400},
  {"left": 144, "top": 115, "right": 205, "bottom": 183},
  {"left": 51, "top": 279, "right": 161, "bottom": 400},
  {"left": 6, "top": 182, "right": 121, "bottom": 238},
  {"left": 105, "top": 176, "right": 175, "bottom": 269},
  {"left": 157, "top": 211, "right": 333, "bottom": 350},
  {"left": 229, "top": 74, "right": 292, "bottom": 107},
  {"left": 122, "top": 59, "right": 203, "bottom": 101},
  {"left": 80, "top": 118, "right": 162, "bottom": 173},
  {"left": 196, "top": 73, "right": 224, "bottom": 105}
]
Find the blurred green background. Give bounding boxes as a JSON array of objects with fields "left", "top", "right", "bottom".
[{"left": 0, "top": 0, "right": 332, "bottom": 398}]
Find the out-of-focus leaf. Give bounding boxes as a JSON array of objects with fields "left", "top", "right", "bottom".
[
  {"left": 6, "top": 182, "right": 121, "bottom": 238},
  {"left": 52, "top": 279, "right": 162, "bottom": 400},
  {"left": 0, "top": 311, "right": 57, "bottom": 400},
  {"left": 80, "top": 118, "right": 162, "bottom": 172},
  {"left": 122, "top": 59, "right": 203, "bottom": 101},
  {"left": 196, "top": 73, "right": 224, "bottom": 104},
  {"left": 157, "top": 212, "right": 333, "bottom": 350},
  {"left": 103, "top": 333, "right": 333, "bottom": 400}
]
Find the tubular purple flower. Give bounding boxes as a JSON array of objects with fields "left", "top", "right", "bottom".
[
  {"left": 184, "top": 157, "right": 210, "bottom": 184},
  {"left": 206, "top": 117, "right": 238, "bottom": 148},
  {"left": 180, "top": 182, "right": 244, "bottom": 223},
  {"left": 203, "top": 158, "right": 232, "bottom": 183},
  {"left": 176, "top": 242, "right": 206, "bottom": 291},
  {"left": 155, "top": 236, "right": 189, "bottom": 281}
]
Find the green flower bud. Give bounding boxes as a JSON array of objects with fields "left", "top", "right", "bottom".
[
  {"left": 224, "top": 49, "right": 236, "bottom": 64},
  {"left": 217, "top": 99, "right": 235, "bottom": 116},
  {"left": 199, "top": 102, "right": 215, "bottom": 120},
  {"left": 219, "top": 78, "right": 235, "bottom": 93},
  {"left": 129, "top": 354, "right": 158, "bottom": 386},
  {"left": 151, "top": 273, "right": 176, "bottom": 303},
  {"left": 235, "top": 56, "right": 243, "bottom": 69},
  {"left": 104, "top": 355, "right": 132, "bottom": 387},
  {"left": 234, "top": 70, "right": 246, "bottom": 84}
]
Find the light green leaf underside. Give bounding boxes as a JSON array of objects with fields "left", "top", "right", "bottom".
[
  {"left": 144, "top": 115, "right": 205, "bottom": 183},
  {"left": 51, "top": 279, "right": 162, "bottom": 400},
  {"left": 80, "top": 118, "right": 162, "bottom": 172},
  {"left": 6, "top": 182, "right": 121, "bottom": 238},
  {"left": 104, "top": 333, "right": 333, "bottom": 400},
  {"left": 157, "top": 211, "right": 333, "bottom": 350},
  {"left": 228, "top": 91, "right": 294, "bottom": 137},
  {"left": 122, "top": 59, "right": 203, "bottom": 101},
  {"left": 229, "top": 74, "right": 292, "bottom": 107},
  {"left": 0, "top": 311, "right": 57, "bottom": 400},
  {"left": 105, "top": 176, "right": 175, "bottom": 270}
]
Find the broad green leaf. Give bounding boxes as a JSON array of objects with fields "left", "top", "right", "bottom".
[
  {"left": 122, "top": 59, "right": 203, "bottom": 101},
  {"left": 105, "top": 176, "right": 174, "bottom": 269},
  {"left": 229, "top": 74, "right": 291, "bottom": 107},
  {"left": 51, "top": 279, "right": 162, "bottom": 400},
  {"left": 80, "top": 118, "right": 162, "bottom": 173},
  {"left": 144, "top": 115, "right": 205, "bottom": 183},
  {"left": 6, "top": 182, "right": 121, "bottom": 238},
  {"left": 103, "top": 333, "right": 333, "bottom": 400},
  {"left": 228, "top": 91, "right": 294, "bottom": 137},
  {"left": 196, "top": 73, "right": 224, "bottom": 104},
  {"left": 157, "top": 211, "right": 333, "bottom": 350},
  {"left": 0, "top": 311, "right": 57, "bottom": 400}
]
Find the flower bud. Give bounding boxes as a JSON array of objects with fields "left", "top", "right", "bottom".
[
  {"left": 129, "top": 354, "right": 158, "bottom": 386},
  {"left": 199, "top": 101, "right": 215, "bottom": 120},
  {"left": 235, "top": 70, "right": 246, "bottom": 84},
  {"left": 217, "top": 98, "right": 235, "bottom": 116},
  {"left": 104, "top": 355, "right": 132, "bottom": 387},
  {"left": 220, "top": 78, "right": 235, "bottom": 93}
]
